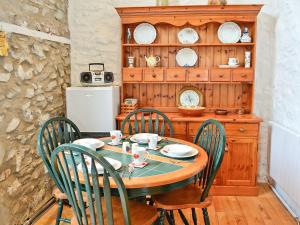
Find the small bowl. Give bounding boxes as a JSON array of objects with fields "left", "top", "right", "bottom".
[
  {"left": 215, "top": 109, "right": 228, "bottom": 115},
  {"left": 178, "top": 106, "right": 205, "bottom": 116}
]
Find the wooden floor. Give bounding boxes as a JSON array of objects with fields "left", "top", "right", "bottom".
[{"left": 34, "top": 184, "right": 297, "bottom": 225}]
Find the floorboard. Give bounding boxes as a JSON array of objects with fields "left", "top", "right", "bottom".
[{"left": 33, "top": 184, "right": 297, "bottom": 225}]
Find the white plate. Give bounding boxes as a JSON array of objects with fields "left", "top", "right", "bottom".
[
  {"left": 77, "top": 157, "right": 122, "bottom": 174},
  {"left": 178, "top": 28, "right": 199, "bottom": 44},
  {"left": 130, "top": 133, "right": 162, "bottom": 144},
  {"left": 218, "top": 64, "right": 240, "bottom": 68},
  {"left": 133, "top": 23, "right": 157, "bottom": 44},
  {"left": 160, "top": 144, "right": 198, "bottom": 159},
  {"left": 73, "top": 138, "right": 104, "bottom": 150},
  {"left": 176, "top": 48, "right": 198, "bottom": 67},
  {"left": 218, "top": 22, "right": 241, "bottom": 43}
]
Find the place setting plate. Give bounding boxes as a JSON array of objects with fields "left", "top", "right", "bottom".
[
  {"left": 77, "top": 156, "right": 122, "bottom": 174},
  {"left": 130, "top": 133, "right": 162, "bottom": 144},
  {"left": 73, "top": 138, "right": 105, "bottom": 150},
  {"left": 160, "top": 144, "right": 198, "bottom": 159}
]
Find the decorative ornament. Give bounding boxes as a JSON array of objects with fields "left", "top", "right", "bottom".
[
  {"left": 208, "top": 0, "right": 227, "bottom": 5},
  {"left": 240, "top": 27, "right": 252, "bottom": 43},
  {"left": 156, "top": 0, "right": 169, "bottom": 6},
  {"left": 0, "top": 31, "right": 9, "bottom": 56}
]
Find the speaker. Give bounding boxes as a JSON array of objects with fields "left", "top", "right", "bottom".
[
  {"left": 80, "top": 72, "right": 92, "bottom": 83},
  {"left": 104, "top": 72, "right": 114, "bottom": 83}
]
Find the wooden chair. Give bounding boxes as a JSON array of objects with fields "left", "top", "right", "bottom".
[
  {"left": 50, "top": 143, "right": 159, "bottom": 225},
  {"left": 153, "top": 119, "right": 226, "bottom": 225},
  {"left": 37, "top": 117, "right": 82, "bottom": 225},
  {"left": 121, "top": 108, "right": 174, "bottom": 137}
]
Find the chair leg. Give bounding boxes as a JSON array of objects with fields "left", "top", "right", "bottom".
[
  {"left": 56, "top": 199, "right": 64, "bottom": 225},
  {"left": 202, "top": 208, "right": 210, "bottom": 225},
  {"left": 178, "top": 209, "right": 190, "bottom": 225},
  {"left": 192, "top": 208, "right": 197, "bottom": 225},
  {"left": 170, "top": 210, "right": 175, "bottom": 225},
  {"left": 158, "top": 209, "right": 166, "bottom": 225}
]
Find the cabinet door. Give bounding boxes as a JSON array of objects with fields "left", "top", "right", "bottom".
[{"left": 222, "top": 138, "right": 257, "bottom": 186}]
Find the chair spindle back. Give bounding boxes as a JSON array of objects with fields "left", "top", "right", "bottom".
[{"left": 51, "top": 144, "right": 131, "bottom": 225}]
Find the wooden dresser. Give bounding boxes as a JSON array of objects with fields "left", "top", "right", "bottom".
[{"left": 116, "top": 5, "right": 263, "bottom": 196}]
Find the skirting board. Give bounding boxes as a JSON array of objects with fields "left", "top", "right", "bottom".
[{"left": 268, "top": 177, "right": 299, "bottom": 222}]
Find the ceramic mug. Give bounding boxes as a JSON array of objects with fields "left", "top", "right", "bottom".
[
  {"left": 110, "top": 130, "right": 122, "bottom": 145},
  {"left": 228, "top": 57, "right": 239, "bottom": 66},
  {"left": 132, "top": 146, "right": 149, "bottom": 165},
  {"left": 148, "top": 134, "right": 158, "bottom": 150}
]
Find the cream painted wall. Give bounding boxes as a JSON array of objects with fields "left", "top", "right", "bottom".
[{"left": 68, "top": 0, "right": 299, "bottom": 185}]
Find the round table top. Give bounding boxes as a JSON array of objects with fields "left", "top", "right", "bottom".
[{"left": 91, "top": 136, "right": 208, "bottom": 189}]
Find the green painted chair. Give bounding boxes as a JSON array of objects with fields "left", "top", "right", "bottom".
[
  {"left": 50, "top": 144, "right": 159, "bottom": 225},
  {"left": 37, "top": 116, "right": 82, "bottom": 225},
  {"left": 121, "top": 108, "right": 174, "bottom": 137},
  {"left": 153, "top": 119, "right": 226, "bottom": 225}
]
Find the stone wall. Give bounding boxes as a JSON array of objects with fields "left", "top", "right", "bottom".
[
  {"left": 0, "top": 0, "right": 69, "bottom": 37},
  {"left": 0, "top": 1, "right": 70, "bottom": 224}
]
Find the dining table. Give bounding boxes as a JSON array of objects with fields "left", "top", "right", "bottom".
[{"left": 75, "top": 136, "right": 208, "bottom": 199}]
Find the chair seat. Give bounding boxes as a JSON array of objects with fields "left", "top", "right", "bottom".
[
  {"left": 71, "top": 197, "right": 158, "bottom": 225},
  {"left": 153, "top": 183, "right": 212, "bottom": 210}
]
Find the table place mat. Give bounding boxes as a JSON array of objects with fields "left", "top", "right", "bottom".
[
  {"left": 101, "top": 138, "right": 196, "bottom": 163},
  {"left": 66, "top": 148, "right": 184, "bottom": 178}
]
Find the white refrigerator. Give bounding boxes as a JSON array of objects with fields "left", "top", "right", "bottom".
[{"left": 66, "top": 86, "right": 120, "bottom": 135}]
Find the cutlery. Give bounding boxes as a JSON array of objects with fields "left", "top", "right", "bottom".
[{"left": 128, "top": 164, "right": 135, "bottom": 180}]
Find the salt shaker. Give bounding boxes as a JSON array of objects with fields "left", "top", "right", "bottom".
[{"left": 245, "top": 51, "right": 251, "bottom": 68}]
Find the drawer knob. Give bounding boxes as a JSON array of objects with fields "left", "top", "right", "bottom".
[
  {"left": 225, "top": 143, "right": 229, "bottom": 152},
  {"left": 174, "top": 74, "right": 178, "bottom": 78},
  {"left": 130, "top": 74, "right": 135, "bottom": 78},
  {"left": 239, "top": 128, "right": 245, "bottom": 132},
  {"left": 219, "top": 74, "right": 224, "bottom": 78},
  {"left": 196, "top": 74, "right": 201, "bottom": 78},
  {"left": 241, "top": 74, "right": 247, "bottom": 78},
  {"left": 152, "top": 74, "right": 157, "bottom": 78}
]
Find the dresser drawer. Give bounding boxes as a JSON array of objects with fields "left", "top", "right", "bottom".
[
  {"left": 166, "top": 69, "right": 186, "bottom": 82},
  {"left": 210, "top": 69, "right": 231, "bottom": 82},
  {"left": 123, "top": 68, "right": 143, "bottom": 82},
  {"left": 225, "top": 123, "right": 259, "bottom": 137},
  {"left": 188, "top": 122, "right": 202, "bottom": 136},
  {"left": 232, "top": 69, "right": 254, "bottom": 82},
  {"left": 188, "top": 69, "right": 209, "bottom": 82},
  {"left": 172, "top": 122, "right": 187, "bottom": 135},
  {"left": 144, "top": 68, "right": 164, "bottom": 82}
]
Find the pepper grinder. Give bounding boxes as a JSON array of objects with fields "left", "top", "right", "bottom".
[
  {"left": 126, "top": 27, "right": 131, "bottom": 44},
  {"left": 245, "top": 51, "right": 251, "bottom": 68}
]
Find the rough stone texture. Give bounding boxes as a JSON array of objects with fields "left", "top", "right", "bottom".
[
  {"left": 0, "top": 0, "right": 69, "bottom": 37},
  {"left": 0, "top": 33, "right": 70, "bottom": 225}
]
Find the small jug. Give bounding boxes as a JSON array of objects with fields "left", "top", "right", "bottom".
[{"left": 145, "top": 55, "right": 160, "bottom": 67}]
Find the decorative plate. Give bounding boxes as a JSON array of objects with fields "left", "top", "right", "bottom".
[
  {"left": 77, "top": 157, "right": 122, "bottom": 174},
  {"left": 176, "top": 48, "right": 198, "bottom": 67},
  {"left": 133, "top": 23, "right": 157, "bottom": 44},
  {"left": 160, "top": 144, "right": 198, "bottom": 158},
  {"left": 177, "top": 86, "right": 203, "bottom": 107},
  {"left": 217, "top": 22, "right": 241, "bottom": 43},
  {"left": 130, "top": 133, "right": 162, "bottom": 144},
  {"left": 177, "top": 28, "right": 199, "bottom": 44}
]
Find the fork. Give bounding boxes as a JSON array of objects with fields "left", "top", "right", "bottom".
[{"left": 128, "top": 164, "right": 135, "bottom": 180}]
